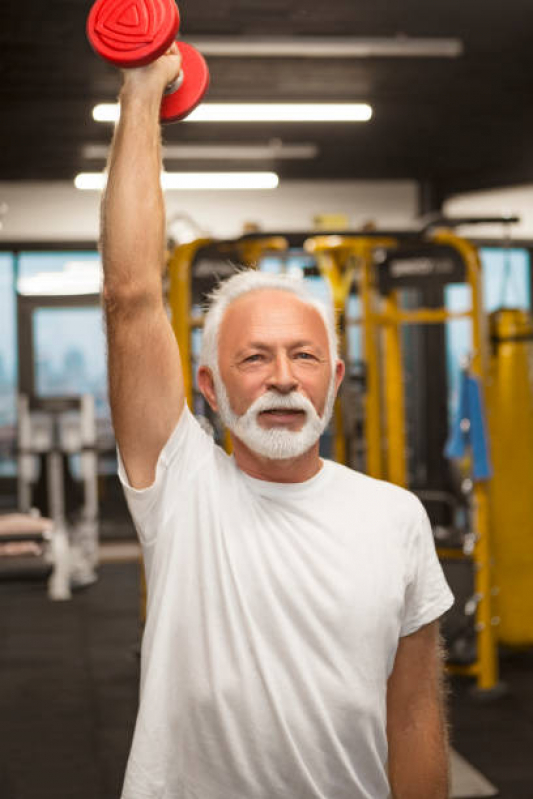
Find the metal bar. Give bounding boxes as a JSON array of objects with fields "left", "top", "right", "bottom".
[
  {"left": 472, "top": 484, "right": 499, "bottom": 690},
  {"left": 432, "top": 231, "right": 499, "bottom": 693},
  {"left": 359, "top": 254, "right": 383, "bottom": 478},
  {"left": 382, "top": 292, "right": 407, "bottom": 486},
  {"left": 372, "top": 309, "right": 472, "bottom": 325},
  {"left": 305, "top": 236, "right": 398, "bottom": 477},
  {"left": 447, "top": 662, "right": 479, "bottom": 677},
  {"left": 167, "top": 240, "right": 212, "bottom": 408},
  {"left": 313, "top": 251, "right": 350, "bottom": 465}
]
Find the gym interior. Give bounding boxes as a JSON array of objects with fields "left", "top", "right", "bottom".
[{"left": 2, "top": 1, "right": 533, "bottom": 797}]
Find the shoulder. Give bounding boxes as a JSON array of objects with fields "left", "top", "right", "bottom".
[{"left": 325, "top": 461, "right": 425, "bottom": 525}]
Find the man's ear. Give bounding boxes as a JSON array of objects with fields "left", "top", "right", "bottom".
[
  {"left": 197, "top": 365, "right": 219, "bottom": 412},
  {"left": 335, "top": 359, "right": 346, "bottom": 393}
]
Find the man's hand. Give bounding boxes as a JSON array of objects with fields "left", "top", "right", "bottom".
[
  {"left": 387, "top": 620, "right": 450, "bottom": 798},
  {"left": 121, "top": 43, "right": 182, "bottom": 102}
]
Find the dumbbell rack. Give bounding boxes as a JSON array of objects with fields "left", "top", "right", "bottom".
[
  {"left": 16, "top": 394, "right": 100, "bottom": 599},
  {"left": 0, "top": 513, "right": 55, "bottom": 582}
]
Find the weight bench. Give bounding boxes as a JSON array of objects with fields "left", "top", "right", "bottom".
[{"left": 0, "top": 512, "right": 71, "bottom": 600}]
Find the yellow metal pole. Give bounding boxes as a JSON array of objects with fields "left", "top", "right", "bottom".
[
  {"left": 472, "top": 482, "right": 498, "bottom": 690},
  {"left": 359, "top": 250, "right": 383, "bottom": 478},
  {"left": 313, "top": 250, "right": 355, "bottom": 464},
  {"left": 237, "top": 236, "right": 289, "bottom": 267},
  {"left": 381, "top": 292, "right": 407, "bottom": 487},
  {"left": 432, "top": 231, "right": 499, "bottom": 692},
  {"left": 304, "top": 236, "right": 396, "bottom": 475},
  {"left": 167, "top": 239, "right": 212, "bottom": 408},
  {"left": 468, "top": 241, "right": 498, "bottom": 691}
]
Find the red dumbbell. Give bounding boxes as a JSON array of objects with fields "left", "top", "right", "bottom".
[{"left": 87, "top": 0, "right": 210, "bottom": 122}]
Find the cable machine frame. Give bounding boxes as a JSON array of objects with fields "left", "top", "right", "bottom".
[{"left": 167, "top": 229, "right": 500, "bottom": 692}]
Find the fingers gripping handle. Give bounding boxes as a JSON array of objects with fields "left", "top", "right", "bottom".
[{"left": 160, "top": 41, "right": 210, "bottom": 122}]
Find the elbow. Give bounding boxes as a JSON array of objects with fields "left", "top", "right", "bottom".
[{"left": 102, "top": 280, "right": 162, "bottom": 317}]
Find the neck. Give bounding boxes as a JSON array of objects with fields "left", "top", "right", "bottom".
[{"left": 231, "top": 436, "right": 322, "bottom": 483}]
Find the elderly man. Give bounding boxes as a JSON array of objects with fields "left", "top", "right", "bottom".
[{"left": 103, "top": 46, "right": 454, "bottom": 799}]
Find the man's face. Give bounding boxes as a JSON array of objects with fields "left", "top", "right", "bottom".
[{"left": 208, "top": 289, "right": 343, "bottom": 460}]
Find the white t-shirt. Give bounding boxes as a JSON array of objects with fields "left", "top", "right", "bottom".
[{"left": 118, "top": 407, "right": 454, "bottom": 799}]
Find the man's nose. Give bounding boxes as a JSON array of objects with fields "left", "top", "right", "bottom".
[{"left": 267, "top": 354, "right": 298, "bottom": 393}]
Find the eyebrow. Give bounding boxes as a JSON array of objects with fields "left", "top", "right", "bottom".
[{"left": 236, "top": 340, "right": 325, "bottom": 356}]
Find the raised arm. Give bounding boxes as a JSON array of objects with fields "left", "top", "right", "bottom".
[
  {"left": 102, "top": 46, "right": 185, "bottom": 489},
  {"left": 386, "top": 620, "right": 450, "bottom": 798}
]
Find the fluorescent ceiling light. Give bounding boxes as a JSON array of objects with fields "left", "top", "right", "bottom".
[
  {"left": 93, "top": 105, "right": 118, "bottom": 123},
  {"left": 75, "top": 172, "right": 279, "bottom": 191},
  {"left": 162, "top": 172, "right": 279, "bottom": 189},
  {"left": 188, "top": 104, "right": 372, "bottom": 122},
  {"left": 189, "top": 36, "right": 464, "bottom": 59},
  {"left": 82, "top": 141, "right": 319, "bottom": 160},
  {"left": 75, "top": 173, "right": 106, "bottom": 190},
  {"left": 92, "top": 103, "right": 372, "bottom": 124}
]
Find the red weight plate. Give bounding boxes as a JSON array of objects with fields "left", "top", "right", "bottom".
[
  {"left": 87, "top": 0, "right": 179, "bottom": 67},
  {"left": 160, "top": 42, "right": 210, "bottom": 123}
]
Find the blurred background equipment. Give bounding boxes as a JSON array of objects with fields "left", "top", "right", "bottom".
[
  {"left": 17, "top": 393, "right": 99, "bottom": 595},
  {"left": 164, "top": 220, "right": 533, "bottom": 700}
]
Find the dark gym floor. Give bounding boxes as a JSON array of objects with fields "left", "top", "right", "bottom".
[{"left": 1, "top": 561, "right": 532, "bottom": 799}]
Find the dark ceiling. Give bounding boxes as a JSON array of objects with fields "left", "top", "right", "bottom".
[{"left": 3, "top": 0, "right": 533, "bottom": 204}]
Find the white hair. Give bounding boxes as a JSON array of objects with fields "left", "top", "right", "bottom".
[{"left": 199, "top": 269, "right": 339, "bottom": 375}]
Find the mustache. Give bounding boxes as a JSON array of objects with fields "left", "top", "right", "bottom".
[{"left": 248, "top": 391, "right": 314, "bottom": 415}]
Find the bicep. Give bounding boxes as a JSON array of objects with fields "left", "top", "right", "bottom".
[{"left": 105, "top": 290, "right": 185, "bottom": 489}]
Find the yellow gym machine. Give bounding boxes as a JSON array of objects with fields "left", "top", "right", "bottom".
[
  {"left": 165, "top": 230, "right": 500, "bottom": 690},
  {"left": 163, "top": 228, "right": 533, "bottom": 693}
]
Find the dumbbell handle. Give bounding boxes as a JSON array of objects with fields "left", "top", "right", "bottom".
[
  {"left": 164, "top": 70, "right": 185, "bottom": 96},
  {"left": 159, "top": 42, "right": 210, "bottom": 123}
]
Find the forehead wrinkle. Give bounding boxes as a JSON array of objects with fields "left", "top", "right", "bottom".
[{"left": 219, "top": 293, "right": 330, "bottom": 355}]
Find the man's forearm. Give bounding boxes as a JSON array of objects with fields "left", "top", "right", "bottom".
[
  {"left": 388, "top": 698, "right": 449, "bottom": 798},
  {"left": 387, "top": 624, "right": 450, "bottom": 799},
  {"left": 101, "top": 82, "right": 166, "bottom": 299}
]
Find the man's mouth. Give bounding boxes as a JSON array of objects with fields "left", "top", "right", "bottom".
[
  {"left": 261, "top": 409, "right": 305, "bottom": 416},
  {"left": 259, "top": 408, "right": 306, "bottom": 424}
]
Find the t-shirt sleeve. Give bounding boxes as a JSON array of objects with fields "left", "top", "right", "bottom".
[
  {"left": 116, "top": 405, "right": 214, "bottom": 544},
  {"left": 400, "top": 502, "right": 455, "bottom": 637}
]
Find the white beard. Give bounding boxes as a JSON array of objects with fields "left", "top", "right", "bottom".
[{"left": 213, "top": 371, "right": 337, "bottom": 460}]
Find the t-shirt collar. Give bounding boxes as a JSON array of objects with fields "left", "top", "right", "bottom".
[{"left": 235, "top": 457, "right": 333, "bottom": 498}]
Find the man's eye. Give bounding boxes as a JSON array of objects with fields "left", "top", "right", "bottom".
[
  {"left": 244, "top": 354, "right": 263, "bottom": 362},
  {"left": 295, "top": 352, "right": 316, "bottom": 360}
]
